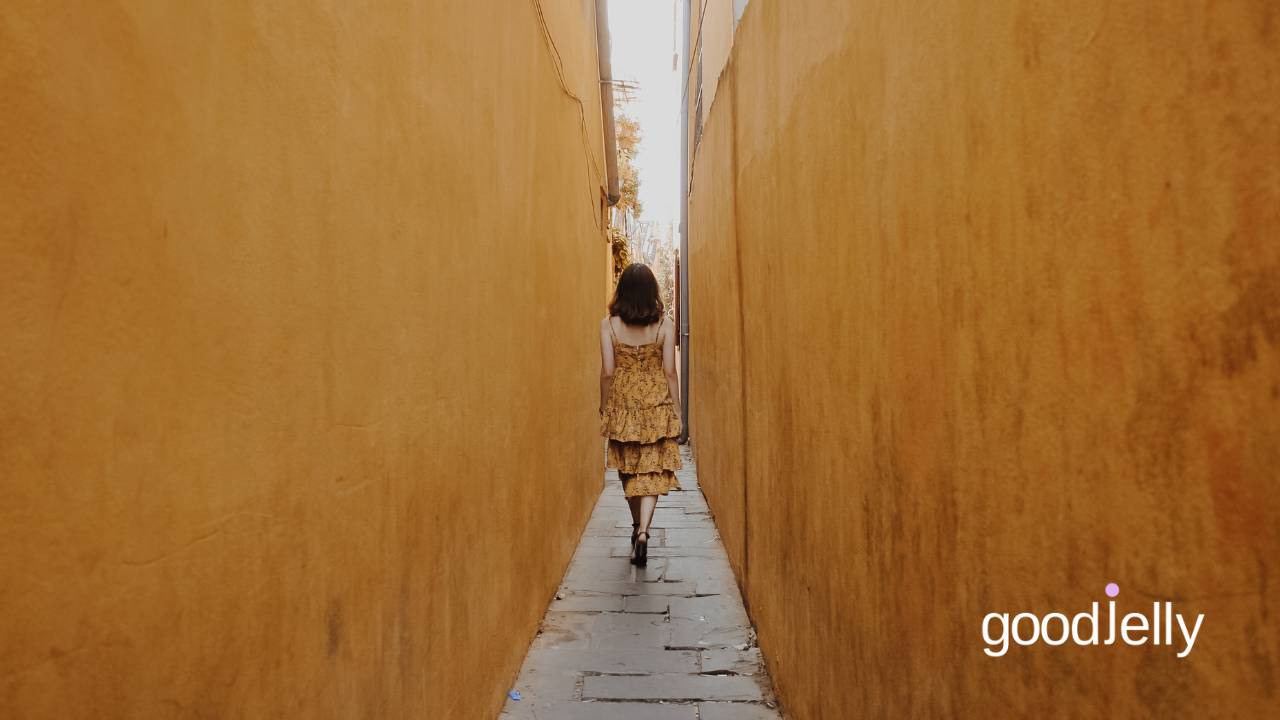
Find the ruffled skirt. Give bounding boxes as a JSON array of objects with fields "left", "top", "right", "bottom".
[
  {"left": 607, "top": 438, "right": 682, "bottom": 497},
  {"left": 602, "top": 403, "right": 682, "bottom": 498}
]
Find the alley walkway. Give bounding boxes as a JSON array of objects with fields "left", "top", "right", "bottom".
[{"left": 501, "top": 448, "right": 782, "bottom": 719}]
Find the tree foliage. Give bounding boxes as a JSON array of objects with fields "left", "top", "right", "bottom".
[
  {"left": 610, "top": 100, "right": 676, "bottom": 311},
  {"left": 615, "top": 109, "right": 642, "bottom": 219},
  {"left": 652, "top": 238, "right": 678, "bottom": 317},
  {"left": 611, "top": 99, "right": 643, "bottom": 285},
  {"left": 610, "top": 227, "right": 632, "bottom": 285}
]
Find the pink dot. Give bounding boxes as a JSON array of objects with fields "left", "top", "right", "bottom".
[{"left": 1105, "top": 583, "right": 1120, "bottom": 598}]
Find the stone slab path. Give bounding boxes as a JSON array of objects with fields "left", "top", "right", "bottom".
[{"left": 501, "top": 449, "right": 783, "bottom": 719}]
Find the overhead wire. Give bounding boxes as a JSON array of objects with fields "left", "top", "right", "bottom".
[{"left": 529, "top": 0, "right": 611, "bottom": 226}]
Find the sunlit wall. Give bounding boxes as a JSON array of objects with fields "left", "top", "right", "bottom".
[
  {"left": 0, "top": 2, "right": 609, "bottom": 717},
  {"left": 689, "top": 0, "right": 1279, "bottom": 716}
]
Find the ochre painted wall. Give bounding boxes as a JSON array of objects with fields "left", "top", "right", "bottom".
[
  {"left": 693, "top": 0, "right": 735, "bottom": 130},
  {"left": 689, "top": 0, "right": 1279, "bottom": 716},
  {"left": 0, "top": 2, "right": 607, "bottom": 717},
  {"left": 689, "top": 86, "right": 747, "bottom": 575}
]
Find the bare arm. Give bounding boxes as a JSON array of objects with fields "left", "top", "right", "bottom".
[
  {"left": 662, "top": 317, "right": 681, "bottom": 420},
  {"left": 599, "top": 317, "right": 615, "bottom": 414}
]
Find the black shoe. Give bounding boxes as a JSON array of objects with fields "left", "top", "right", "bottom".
[{"left": 631, "top": 530, "right": 649, "bottom": 567}]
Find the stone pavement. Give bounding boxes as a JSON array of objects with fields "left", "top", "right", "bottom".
[{"left": 501, "top": 448, "right": 783, "bottom": 719}]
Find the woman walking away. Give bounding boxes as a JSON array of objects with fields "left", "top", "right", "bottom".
[{"left": 599, "top": 264, "right": 682, "bottom": 567}]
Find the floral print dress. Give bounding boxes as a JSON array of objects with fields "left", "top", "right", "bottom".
[{"left": 601, "top": 317, "right": 683, "bottom": 497}]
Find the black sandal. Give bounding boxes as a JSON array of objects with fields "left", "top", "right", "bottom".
[{"left": 631, "top": 530, "right": 650, "bottom": 567}]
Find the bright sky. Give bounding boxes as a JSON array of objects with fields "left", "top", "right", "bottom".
[{"left": 608, "top": 0, "right": 683, "bottom": 242}]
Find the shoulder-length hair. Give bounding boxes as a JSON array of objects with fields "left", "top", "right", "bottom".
[{"left": 609, "top": 264, "right": 664, "bottom": 326}]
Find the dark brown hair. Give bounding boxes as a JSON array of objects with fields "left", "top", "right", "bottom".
[{"left": 609, "top": 264, "right": 664, "bottom": 326}]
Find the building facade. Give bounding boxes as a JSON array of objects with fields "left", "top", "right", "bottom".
[
  {"left": 686, "top": 0, "right": 1279, "bottom": 716},
  {"left": 0, "top": 2, "right": 615, "bottom": 717}
]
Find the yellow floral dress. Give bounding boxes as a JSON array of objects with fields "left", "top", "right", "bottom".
[{"left": 601, "top": 317, "right": 682, "bottom": 497}]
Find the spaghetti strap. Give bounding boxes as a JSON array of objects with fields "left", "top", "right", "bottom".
[{"left": 608, "top": 316, "right": 664, "bottom": 347}]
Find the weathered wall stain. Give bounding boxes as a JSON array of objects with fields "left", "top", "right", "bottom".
[
  {"left": 689, "top": 0, "right": 1279, "bottom": 716},
  {"left": 0, "top": 1, "right": 608, "bottom": 717},
  {"left": 1220, "top": 268, "right": 1280, "bottom": 376}
]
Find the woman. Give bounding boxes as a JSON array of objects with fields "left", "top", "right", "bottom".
[{"left": 599, "top": 264, "right": 682, "bottom": 567}]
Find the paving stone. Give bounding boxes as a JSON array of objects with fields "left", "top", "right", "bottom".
[
  {"left": 582, "top": 521, "right": 626, "bottom": 531},
  {"left": 566, "top": 563, "right": 665, "bottom": 585},
  {"left": 660, "top": 509, "right": 711, "bottom": 519},
  {"left": 588, "top": 612, "right": 671, "bottom": 650},
  {"left": 527, "top": 611, "right": 597, "bottom": 653},
  {"left": 549, "top": 594, "right": 624, "bottom": 612},
  {"left": 693, "top": 578, "right": 741, "bottom": 596},
  {"left": 697, "top": 702, "right": 782, "bottom": 719},
  {"left": 660, "top": 502, "right": 711, "bottom": 512},
  {"left": 652, "top": 519, "right": 716, "bottom": 529},
  {"left": 566, "top": 580, "right": 695, "bottom": 596},
  {"left": 581, "top": 527, "right": 666, "bottom": 538},
  {"left": 508, "top": 666, "right": 580, "bottom": 701},
  {"left": 667, "top": 619, "right": 752, "bottom": 650},
  {"left": 569, "top": 545, "right": 618, "bottom": 558},
  {"left": 669, "top": 595, "right": 749, "bottom": 626},
  {"left": 501, "top": 701, "right": 697, "bottom": 720},
  {"left": 528, "top": 648, "right": 697, "bottom": 674},
  {"left": 663, "top": 528, "right": 720, "bottom": 546},
  {"left": 614, "top": 520, "right": 711, "bottom": 530},
  {"left": 579, "top": 535, "right": 649, "bottom": 549},
  {"left": 700, "top": 647, "right": 762, "bottom": 675},
  {"left": 582, "top": 674, "right": 763, "bottom": 702},
  {"left": 664, "top": 556, "right": 734, "bottom": 583},
  {"left": 651, "top": 512, "right": 709, "bottom": 525},
  {"left": 506, "top": 451, "right": 781, "bottom": 717},
  {"left": 609, "top": 546, "right": 729, "bottom": 560},
  {"left": 623, "top": 595, "right": 670, "bottom": 614},
  {"left": 565, "top": 557, "right": 667, "bottom": 584}
]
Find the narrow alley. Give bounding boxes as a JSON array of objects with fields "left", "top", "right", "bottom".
[
  {"left": 501, "top": 449, "right": 781, "bottom": 720},
  {"left": 2, "top": 0, "right": 1277, "bottom": 717}
]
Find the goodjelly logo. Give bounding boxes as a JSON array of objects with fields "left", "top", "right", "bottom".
[{"left": 982, "top": 583, "right": 1204, "bottom": 658}]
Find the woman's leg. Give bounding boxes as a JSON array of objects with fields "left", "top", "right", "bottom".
[
  {"left": 621, "top": 473, "right": 642, "bottom": 526},
  {"left": 632, "top": 493, "right": 659, "bottom": 567},
  {"left": 636, "top": 494, "right": 658, "bottom": 537}
]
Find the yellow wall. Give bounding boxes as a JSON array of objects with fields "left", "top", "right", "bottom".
[
  {"left": 690, "top": 0, "right": 1279, "bottom": 716},
  {"left": 0, "top": 2, "right": 607, "bottom": 717},
  {"left": 689, "top": 87, "right": 747, "bottom": 574},
  {"left": 693, "top": 0, "right": 734, "bottom": 130}
]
